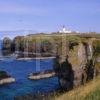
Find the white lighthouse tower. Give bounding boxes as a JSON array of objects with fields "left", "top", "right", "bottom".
[{"left": 59, "top": 25, "right": 71, "bottom": 33}]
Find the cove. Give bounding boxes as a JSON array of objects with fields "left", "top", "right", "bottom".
[{"left": 0, "top": 59, "right": 59, "bottom": 100}]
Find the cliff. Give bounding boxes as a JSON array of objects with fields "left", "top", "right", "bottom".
[{"left": 11, "top": 33, "right": 100, "bottom": 99}]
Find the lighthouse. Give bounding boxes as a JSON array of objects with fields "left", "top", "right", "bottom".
[{"left": 59, "top": 25, "right": 72, "bottom": 33}]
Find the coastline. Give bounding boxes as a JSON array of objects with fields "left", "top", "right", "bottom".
[{"left": 16, "top": 56, "right": 56, "bottom": 60}]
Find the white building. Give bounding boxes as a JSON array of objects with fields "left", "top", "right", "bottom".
[{"left": 59, "top": 26, "right": 72, "bottom": 33}]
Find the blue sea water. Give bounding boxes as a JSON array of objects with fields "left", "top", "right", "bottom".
[{"left": 0, "top": 59, "right": 59, "bottom": 100}]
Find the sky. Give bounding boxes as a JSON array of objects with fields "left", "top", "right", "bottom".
[{"left": 0, "top": 0, "right": 100, "bottom": 36}]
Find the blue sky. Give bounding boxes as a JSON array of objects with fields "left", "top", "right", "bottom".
[{"left": 0, "top": 0, "right": 100, "bottom": 34}]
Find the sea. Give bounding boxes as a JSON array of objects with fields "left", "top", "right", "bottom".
[{"left": 0, "top": 58, "right": 59, "bottom": 100}]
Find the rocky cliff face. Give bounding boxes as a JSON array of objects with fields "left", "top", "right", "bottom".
[
  {"left": 53, "top": 40, "right": 96, "bottom": 90},
  {"left": 2, "top": 37, "right": 13, "bottom": 55}
]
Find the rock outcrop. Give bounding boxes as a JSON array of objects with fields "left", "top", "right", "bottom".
[
  {"left": 2, "top": 37, "right": 12, "bottom": 55},
  {"left": 54, "top": 40, "right": 96, "bottom": 90},
  {"left": 0, "top": 71, "right": 15, "bottom": 85},
  {"left": 28, "top": 70, "right": 55, "bottom": 80},
  {"left": 0, "top": 77, "right": 15, "bottom": 85}
]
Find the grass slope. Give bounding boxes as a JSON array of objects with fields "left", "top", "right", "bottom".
[{"left": 54, "top": 76, "right": 100, "bottom": 100}]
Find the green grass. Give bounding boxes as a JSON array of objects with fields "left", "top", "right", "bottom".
[
  {"left": 85, "top": 87, "right": 100, "bottom": 100},
  {"left": 53, "top": 76, "right": 100, "bottom": 100}
]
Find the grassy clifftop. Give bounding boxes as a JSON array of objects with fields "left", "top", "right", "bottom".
[{"left": 54, "top": 76, "right": 100, "bottom": 100}]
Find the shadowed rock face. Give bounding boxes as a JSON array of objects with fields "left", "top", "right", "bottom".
[
  {"left": 54, "top": 56, "right": 74, "bottom": 91},
  {"left": 59, "top": 58, "right": 74, "bottom": 90},
  {"left": 2, "top": 37, "right": 12, "bottom": 55}
]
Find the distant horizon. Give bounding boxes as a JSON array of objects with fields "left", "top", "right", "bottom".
[
  {"left": 0, "top": 28, "right": 99, "bottom": 33},
  {"left": 0, "top": 29, "right": 100, "bottom": 40}
]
